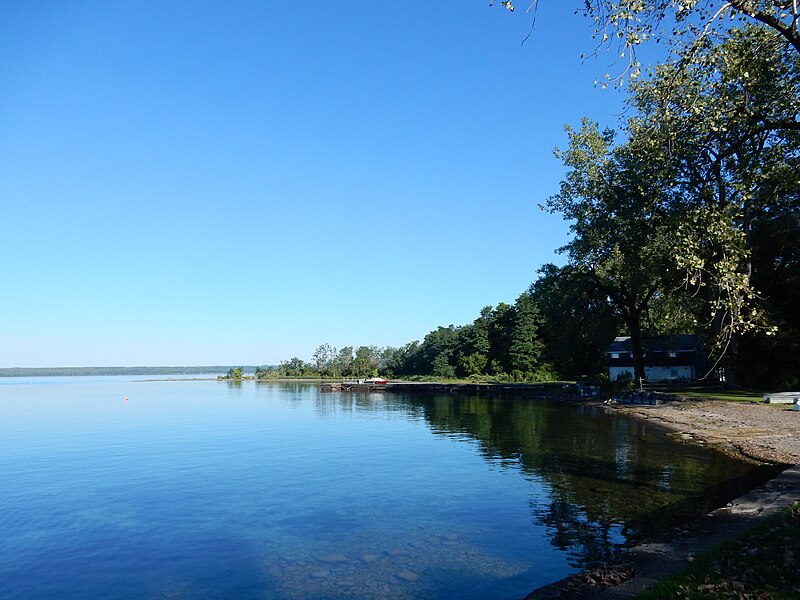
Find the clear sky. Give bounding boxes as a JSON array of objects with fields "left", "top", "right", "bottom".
[{"left": 1, "top": 2, "right": 630, "bottom": 367}]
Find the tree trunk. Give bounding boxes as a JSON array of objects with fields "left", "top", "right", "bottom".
[
  {"left": 723, "top": 333, "right": 741, "bottom": 389},
  {"left": 628, "top": 321, "right": 646, "bottom": 385}
]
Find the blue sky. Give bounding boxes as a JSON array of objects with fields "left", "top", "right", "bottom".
[{"left": 1, "top": 2, "right": 629, "bottom": 367}]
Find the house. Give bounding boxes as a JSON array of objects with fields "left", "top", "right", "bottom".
[{"left": 607, "top": 335, "right": 705, "bottom": 383}]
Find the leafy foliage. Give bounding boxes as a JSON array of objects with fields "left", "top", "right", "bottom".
[
  {"left": 270, "top": 292, "right": 552, "bottom": 382},
  {"left": 221, "top": 367, "right": 244, "bottom": 380},
  {"left": 626, "top": 24, "right": 800, "bottom": 382},
  {"left": 496, "top": 1, "right": 800, "bottom": 84},
  {"left": 531, "top": 263, "right": 619, "bottom": 379},
  {"left": 538, "top": 23, "right": 799, "bottom": 386},
  {"left": 544, "top": 118, "right": 680, "bottom": 381}
]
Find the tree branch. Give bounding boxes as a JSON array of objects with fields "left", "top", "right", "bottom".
[{"left": 729, "top": 0, "right": 800, "bottom": 54}]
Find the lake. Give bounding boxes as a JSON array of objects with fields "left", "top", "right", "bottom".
[{"left": 0, "top": 377, "right": 771, "bottom": 599}]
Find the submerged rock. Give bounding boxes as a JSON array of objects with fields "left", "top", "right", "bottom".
[{"left": 319, "top": 553, "right": 348, "bottom": 563}]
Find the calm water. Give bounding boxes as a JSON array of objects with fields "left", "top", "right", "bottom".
[{"left": 0, "top": 377, "right": 771, "bottom": 599}]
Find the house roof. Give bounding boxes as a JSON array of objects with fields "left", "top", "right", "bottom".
[{"left": 608, "top": 335, "right": 703, "bottom": 353}]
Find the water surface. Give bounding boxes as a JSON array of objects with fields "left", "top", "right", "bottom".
[{"left": 0, "top": 377, "right": 769, "bottom": 599}]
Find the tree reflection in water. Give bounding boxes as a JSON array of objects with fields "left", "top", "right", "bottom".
[{"left": 395, "top": 392, "right": 777, "bottom": 568}]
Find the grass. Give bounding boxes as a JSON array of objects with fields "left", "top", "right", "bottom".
[
  {"left": 639, "top": 503, "right": 800, "bottom": 599},
  {"left": 679, "top": 390, "right": 766, "bottom": 403},
  {"left": 646, "top": 384, "right": 768, "bottom": 403}
]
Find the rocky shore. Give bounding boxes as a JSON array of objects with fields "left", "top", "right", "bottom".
[
  {"left": 604, "top": 396, "right": 800, "bottom": 466},
  {"left": 524, "top": 396, "right": 800, "bottom": 599}
]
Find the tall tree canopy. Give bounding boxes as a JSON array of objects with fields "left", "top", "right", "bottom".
[
  {"left": 531, "top": 263, "right": 620, "bottom": 379},
  {"left": 545, "top": 118, "right": 678, "bottom": 381},
  {"left": 626, "top": 24, "right": 800, "bottom": 382}
]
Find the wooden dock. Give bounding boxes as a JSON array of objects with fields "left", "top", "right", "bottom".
[
  {"left": 318, "top": 381, "right": 571, "bottom": 398},
  {"left": 319, "top": 381, "right": 388, "bottom": 392}
]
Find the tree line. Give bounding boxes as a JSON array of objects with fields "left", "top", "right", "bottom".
[
  {"left": 263, "top": 291, "right": 553, "bottom": 382},
  {"left": 269, "top": 5, "right": 799, "bottom": 389}
]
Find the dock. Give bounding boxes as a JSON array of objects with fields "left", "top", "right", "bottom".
[
  {"left": 319, "top": 381, "right": 388, "bottom": 392},
  {"left": 318, "top": 381, "right": 572, "bottom": 398}
]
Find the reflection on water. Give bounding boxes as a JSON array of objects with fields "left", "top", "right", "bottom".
[
  {"left": 309, "top": 390, "right": 775, "bottom": 567},
  {"left": 0, "top": 378, "right": 773, "bottom": 599}
]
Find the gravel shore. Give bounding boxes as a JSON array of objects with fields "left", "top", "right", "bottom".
[
  {"left": 606, "top": 397, "right": 800, "bottom": 466},
  {"left": 525, "top": 397, "right": 800, "bottom": 599}
]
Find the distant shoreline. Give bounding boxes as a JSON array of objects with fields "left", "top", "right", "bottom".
[{"left": 0, "top": 366, "right": 257, "bottom": 377}]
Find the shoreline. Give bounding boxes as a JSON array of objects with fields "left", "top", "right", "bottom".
[
  {"left": 326, "top": 379, "right": 800, "bottom": 597},
  {"left": 219, "top": 378, "right": 798, "bottom": 466},
  {"left": 390, "top": 382, "right": 800, "bottom": 467},
  {"left": 523, "top": 396, "right": 800, "bottom": 598},
  {"left": 525, "top": 463, "right": 800, "bottom": 599},
  {"left": 24, "top": 375, "right": 800, "bottom": 596},
  {"left": 598, "top": 397, "right": 800, "bottom": 467}
]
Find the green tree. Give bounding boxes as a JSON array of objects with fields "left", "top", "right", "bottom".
[
  {"left": 335, "top": 346, "right": 354, "bottom": 377},
  {"left": 487, "top": 303, "right": 516, "bottom": 376},
  {"left": 254, "top": 366, "right": 275, "bottom": 379},
  {"left": 381, "top": 342, "right": 422, "bottom": 378},
  {"left": 225, "top": 367, "right": 243, "bottom": 380},
  {"left": 457, "top": 351, "right": 489, "bottom": 378},
  {"left": 464, "top": 306, "right": 492, "bottom": 356},
  {"left": 531, "top": 263, "right": 620, "bottom": 379},
  {"left": 545, "top": 119, "right": 677, "bottom": 382},
  {"left": 496, "top": 1, "right": 800, "bottom": 81},
  {"left": 431, "top": 352, "right": 456, "bottom": 378},
  {"left": 744, "top": 192, "right": 800, "bottom": 387},
  {"left": 312, "top": 343, "right": 337, "bottom": 377},
  {"left": 627, "top": 24, "right": 800, "bottom": 384},
  {"left": 418, "top": 325, "right": 462, "bottom": 377},
  {"left": 375, "top": 345, "right": 407, "bottom": 379},
  {"left": 353, "top": 345, "right": 379, "bottom": 378},
  {"left": 509, "top": 291, "right": 545, "bottom": 377},
  {"left": 453, "top": 306, "right": 493, "bottom": 377},
  {"left": 278, "top": 357, "right": 306, "bottom": 377}
]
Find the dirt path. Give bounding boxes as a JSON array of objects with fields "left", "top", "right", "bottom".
[{"left": 608, "top": 398, "right": 800, "bottom": 465}]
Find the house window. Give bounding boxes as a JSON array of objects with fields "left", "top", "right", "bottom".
[{"left": 611, "top": 353, "right": 619, "bottom": 359}]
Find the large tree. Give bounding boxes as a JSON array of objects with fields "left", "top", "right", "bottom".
[
  {"left": 418, "top": 325, "right": 462, "bottom": 377},
  {"left": 353, "top": 345, "right": 380, "bottom": 377},
  {"left": 453, "top": 306, "right": 493, "bottom": 377},
  {"left": 626, "top": 24, "right": 800, "bottom": 384},
  {"left": 335, "top": 346, "right": 354, "bottom": 377},
  {"left": 312, "top": 343, "right": 337, "bottom": 377},
  {"left": 531, "top": 263, "right": 620, "bottom": 379},
  {"left": 740, "top": 189, "right": 800, "bottom": 388},
  {"left": 545, "top": 119, "right": 678, "bottom": 383},
  {"left": 508, "top": 291, "right": 545, "bottom": 377}
]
